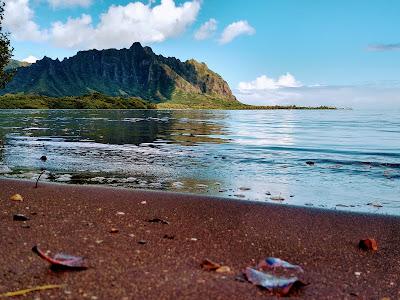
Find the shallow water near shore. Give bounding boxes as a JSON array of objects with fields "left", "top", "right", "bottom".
[{"left": 0, "top": 109, "right": 399, "bottom": 215}]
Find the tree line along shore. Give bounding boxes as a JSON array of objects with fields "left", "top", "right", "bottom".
[{"left": 0, "top": 93, "right": 337, "bottom": 110}]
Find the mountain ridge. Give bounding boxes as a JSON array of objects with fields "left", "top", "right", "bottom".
[
  {"left": 5, "top": 59, "right": 31, "bottom": 71},
  {"left": 2, "top": 43, "right": 239, "bottom": 107}
]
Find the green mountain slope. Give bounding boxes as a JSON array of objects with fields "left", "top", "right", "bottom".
[
  {"left": 1, "top": 43, "right": 240, "bottom": 107},
  {"left": 5, "top": 59, "right": 31, "bottom": 71}
]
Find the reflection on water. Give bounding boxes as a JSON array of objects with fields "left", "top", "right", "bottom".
[{"left": 0, "top": 109, "right": 399, "bottom": 215}]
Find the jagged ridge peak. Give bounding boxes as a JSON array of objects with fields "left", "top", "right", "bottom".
[{"left": 2, "top": 44, "right": 237, "bottom": 104}]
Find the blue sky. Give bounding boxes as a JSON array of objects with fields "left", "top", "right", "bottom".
[{"left": 4, "top": 0, "right": 400, "bottom": 107}]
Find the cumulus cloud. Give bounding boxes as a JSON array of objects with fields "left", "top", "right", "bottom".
[
  {"left": 47, "top": 0, "right": 92, "bottom": 8},
  {"left": 194, "top": 18, "right": 217, "bottom": 40},
  {"left": 238, "top": 73, "right": 302, "bottom": 91},
  {"left": 22, "top": 55, "right": 39, "bottom": 63},
  {"left": 367, "top": 43, "right": 400, "bottom": 52},
  {"left": 219, "top": 20, "right": 255, "bottom": 44},
  {"left": 51, "top": 14, "right": 94, "bottom": 48},
  {"left": 236, "top": 76, "right": 400, "bottom": 109},
  {"left": 49, "top": 0, "right": 201, "bottom": 49},
  {"left": 3, "top": 0, "right": 47, "bottom": 41}
]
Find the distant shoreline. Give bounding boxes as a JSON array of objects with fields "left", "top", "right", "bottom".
[{"left": 0, "top": 93, "right": 337, "bottom": 110}]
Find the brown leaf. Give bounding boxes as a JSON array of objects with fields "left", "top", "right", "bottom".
[
  {"left": 359, "top": 238, "right": 378, "bottom": 251},
  {"left": 200, "top": 259, "right": 221, "bottom": 271}
]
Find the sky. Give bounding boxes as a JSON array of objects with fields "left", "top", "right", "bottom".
[{"left": 3, "top": 0, "right": 400, "bottom": 108}]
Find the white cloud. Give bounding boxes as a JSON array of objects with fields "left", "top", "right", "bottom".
[
  {"left": 49, "top": 0, "right": 201, "bottom": 49},
  {"left": 219, "top": 20, "right": 255, "bottom": 44},
  {"left": 51, "top": 14, "right": 94, "bottom": 48},
  {"left": 194, "top": 18, "right": 217, "bottom": 40},
  {"left": 3, "top": 0, "right": 47, "bottom": 41},
  {"left": 238, "top": 73, "right": 302, "bottom": 91},
  {"left": 236, "top": 77, "right": 400, "bottom": 109},
  {"left": 22, "top": 55, "right": 39, "bottom": 63},
  {"left": 47, "top": 0, "right": 92, "bottom": 8}
]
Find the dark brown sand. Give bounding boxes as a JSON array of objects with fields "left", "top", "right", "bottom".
[{"left": 0, "top": 178, "right": 399, "bottom": 299}]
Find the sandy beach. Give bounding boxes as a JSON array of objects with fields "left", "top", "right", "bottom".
[{"left": 0, "top": 178, "right": 399, "bottom": 299}]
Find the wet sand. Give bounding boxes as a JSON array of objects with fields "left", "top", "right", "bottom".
[{"left": 0, "top": 178, "right": 399, "bottom": 299}]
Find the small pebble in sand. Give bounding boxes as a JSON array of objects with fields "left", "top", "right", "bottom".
[
  {"left": 190, "top": 238, "right": 198, "bottom": 241},
  {"left": 13, "top": 214, "right": 30, "bottom": 221},
  {"left": 140, "top": 201, "right": 147, "bottom": 205},
  {"left": 110, "top": 228, "right": 119, "bottom": 233},
  {"left": 116, "top": 212, "right": 125, "bottom": 216},
  {"left": 95, "top": 240, "right": 103, "bottom": 244},
  {"left": 354, "top": 272, "right": 361, "bottom": 276},
  {"left": 215, "top": 266, "right": 232, "bottom": 274},
  {"left": 10, "top": 194, "right": 23, "bottom": 201},
  {"left": 138, "top": 240, "right": 147, "bottom": 245}
]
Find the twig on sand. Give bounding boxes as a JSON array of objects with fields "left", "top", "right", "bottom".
[
  {"left": 0, "top": 284, "right": 64, "bottom": 297},
  {"left": 35, "top": 170, "right": 46, "bottom": 189}
]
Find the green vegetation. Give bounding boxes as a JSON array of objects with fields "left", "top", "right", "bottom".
[
  {"left": 0, "top": 0, "right": 15, "bottom": 88},
  {"left": 157, "top": 90, "right": 336, "bottom": 110},
  {"left": 0, "top": 93, "right": 156, "bottom": 109},
  {"left": 4, "top": 59, "right": 31, "bottom": 71},
  {"left": 0, "top": 92, "right": 335, "bottom": 110}
]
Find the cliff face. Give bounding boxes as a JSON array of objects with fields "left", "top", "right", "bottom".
[{"left": 2, "top": 43, "right": 237, "bottom": 104}]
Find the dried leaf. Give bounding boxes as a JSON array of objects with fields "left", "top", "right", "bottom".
[
  {"left": 258, "top": 257, "right": 304, "bottom": 272},
  {"left": 10, "top": 194, "right": 23, "bottom": 201},
  {"left": 201, "top": 259, "right": 221, "bottom": 271},
  {"left": 0, "top": 284, "right": 64, "bottom": 297},
  {"left": 32, "top": 245, "right": 87, "bottom": 270},
  {"left": 359, "top": 238, "right": 378, "bottom": 251},
  {"left": 244, "top": 267, "right": 306, "bottom": 296}
]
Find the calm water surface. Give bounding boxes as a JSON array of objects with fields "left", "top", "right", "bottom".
[{"left": 0, "top": 109, "right": 399, "bottom": 215}]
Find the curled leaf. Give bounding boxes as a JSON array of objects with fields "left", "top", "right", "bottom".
[
  {"left": 244, "top": 267, "right": 306, "bottom": 296},
  {"left": 258, "top": 257, "right": 304, "bottom": 272},
  {"left": 32, "top": 245, "right": 87, "bottom": 270},
  {"left": 359, "top": 238, "right": 378, "bottom": 251}
]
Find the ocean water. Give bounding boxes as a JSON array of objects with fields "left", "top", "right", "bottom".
[{"left": 0, "top": 109, "right": 399, "bottom": 215}]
